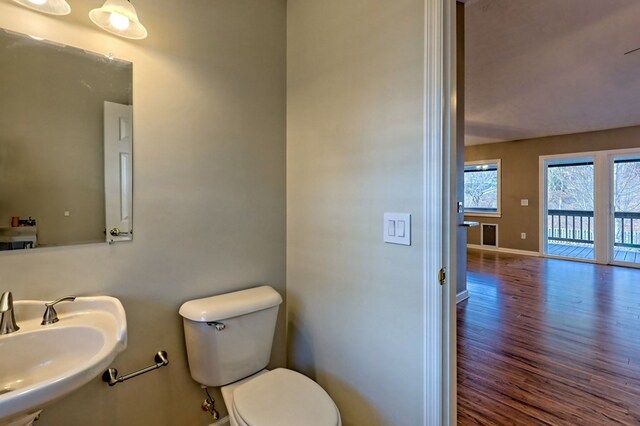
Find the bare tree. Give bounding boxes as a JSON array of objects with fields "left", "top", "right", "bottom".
[
  {"left": 547, "top": 165, "right": 593, "bottom": 211},
  {"left": 464, "top": 169, "right": 497, "bottom": 209},
  {"left": 614, "top": 162, "right": 640, "bottom": 213}
]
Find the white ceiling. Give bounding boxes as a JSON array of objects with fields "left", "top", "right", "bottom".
[{"left": 465, "top": 0, "right": 640, "bottom": 145}]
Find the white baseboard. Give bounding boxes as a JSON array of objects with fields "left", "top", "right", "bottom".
[
  {"left": 467, "top": 244, "right": 540, "bottom": 257},
  {"left": 456, "top": 290, "right": 469, "bottom": 304}
]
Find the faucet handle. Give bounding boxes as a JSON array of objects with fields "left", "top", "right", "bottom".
[
  {"left": 45, "top": 296, "right": 76, "bottom": 307},
  {"left": 41, "top": 296, "right": 76, "bottom": 325}
]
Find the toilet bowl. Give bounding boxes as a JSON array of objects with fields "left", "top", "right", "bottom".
[
  {"left": 179, "top": 286, "right": 341, "bottom": 426},
  {"left": 221, "top": 369, "right": 341, "bottom": 426}
]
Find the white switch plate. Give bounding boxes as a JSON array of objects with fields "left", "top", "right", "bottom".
[
  {"left": 521, "top": 232, "right": 526, "bottom": 239},
  {"left": 521, "top": 199, "right": 529, "bottom": 206},
  {"left": 384, "top": 213, "right": 411, "bottom": 245}
]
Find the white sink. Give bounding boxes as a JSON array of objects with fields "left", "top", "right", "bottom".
[{"left": 0, "top": 297, "right": 127, "bottom": 425}]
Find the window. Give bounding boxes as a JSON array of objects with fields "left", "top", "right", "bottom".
[{"left": 464, "top": 159, "right": 501, "bottom": 216}]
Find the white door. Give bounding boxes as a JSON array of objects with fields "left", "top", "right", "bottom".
[
  {"left": 610, "top": 153, "right": 640, "bottom": 266},
  {"left": 104, "top": 101, "right": 133, "bottom": 243},
  {"left": 541, "top": 156, "right": 596, "bottom": 261}
]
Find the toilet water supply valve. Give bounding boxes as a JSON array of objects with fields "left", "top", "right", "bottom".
[{"left": 201, "top": 386, "right": 219, "bottom": 420}]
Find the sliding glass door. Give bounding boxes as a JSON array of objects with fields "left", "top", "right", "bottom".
[
  {"left": 543, "top": 157, "right": 596, "bottom": 260},
  {"left": 541, "top": 150, "right": 640, "bottom": 268},
  {"left": 611, "top": 155, "right": 640, "bottom": 266}
]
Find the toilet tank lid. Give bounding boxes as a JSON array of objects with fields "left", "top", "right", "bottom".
[{"left": 179, "top": 285, "right": 282, "bottom": 322}]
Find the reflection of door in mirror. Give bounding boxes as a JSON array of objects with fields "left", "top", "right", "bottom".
[
  {"left": 0, "top": 29, "right": 132, "bottom": 250},
  {"left": 104, "top": 102, "right": 133, "bottom": 243}
]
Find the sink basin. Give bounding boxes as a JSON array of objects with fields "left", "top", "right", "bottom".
[{"left": 0, "top": 297, "right": 127, "bottom": 425}]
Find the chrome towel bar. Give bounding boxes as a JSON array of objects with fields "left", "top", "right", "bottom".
[{"left": 102, "top": 351, "right": 168, "bottom": 386}]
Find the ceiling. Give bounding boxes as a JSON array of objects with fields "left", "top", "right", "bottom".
[{"left": 465, "top": 0, "right": 640, "bottom": 145}]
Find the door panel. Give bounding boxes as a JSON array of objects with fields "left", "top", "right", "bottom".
[
  {"left": 543, "top": 158, "right": 595, "bottom": 260},
  {"left": 611, "top": 155, "right": 640, "bottom": 265},
  {"left": 104, "top": 101, "right": 133, "bottom": 243}
]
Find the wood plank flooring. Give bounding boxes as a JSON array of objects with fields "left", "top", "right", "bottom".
[{"left": 458, "top": 249, "right": 640, "bottom": 425}]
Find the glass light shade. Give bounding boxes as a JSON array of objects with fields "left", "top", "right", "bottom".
[
  {"left": 12, "top": 0, "right": 71, "bottom": 15},
  {"left": 89, "top": 0, "right": 147, "bottom": 40},
  {"left": 109, "top": 12, "right": 130, "bottom": 30}
]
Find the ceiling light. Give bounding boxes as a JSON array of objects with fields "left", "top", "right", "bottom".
[
  {"left": 89, "top": 0, "right": 147, "bottom": 40},
  {"left": 12, "top": 0, "right": 71, "bottom": 15}
]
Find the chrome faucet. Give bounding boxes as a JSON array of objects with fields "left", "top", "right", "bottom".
[
  {"left": 0, "top": 291, "right": 19, "bottom": 335},
  {"left": 41, "top": 296, "right": 76, "bottom": 325}
]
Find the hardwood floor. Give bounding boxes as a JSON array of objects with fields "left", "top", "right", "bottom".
[{"left": 458, "top": 249, "right": 640, "bottom": 425}]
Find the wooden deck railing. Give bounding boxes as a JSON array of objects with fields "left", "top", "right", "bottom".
[
  {"left": 547, "top": 209, "right": 640, "bottom": 248},
  {"left": 548, "top": 209, "right": 594, "bottom": 244}
]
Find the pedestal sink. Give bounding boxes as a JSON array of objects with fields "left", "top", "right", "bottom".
[{"left": 0, "top": 297, "right": 127, "bottom": 426}]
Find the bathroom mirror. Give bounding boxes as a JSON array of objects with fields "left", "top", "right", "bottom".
[{"left": 0, "top": 29, "right": 133, "bottom": 250}]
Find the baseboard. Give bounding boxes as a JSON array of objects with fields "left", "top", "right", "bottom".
[
  {"left": 456, "top": 290, "right": 469, "bottom": 304},
  {"left": 467, "top": 244, "right": 540, "bottom": 257}
]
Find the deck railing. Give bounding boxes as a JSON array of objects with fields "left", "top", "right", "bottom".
[
  {"left": 613, "top": 212, "right": 640, "bottom": 248},
  {"left": 547, "top": 209, "right": 640, "bottom": 248},
  {"left": 548, "top": 209, "right": 594, "bottom": 244}
]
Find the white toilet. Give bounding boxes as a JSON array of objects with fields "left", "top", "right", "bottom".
[{"left": 179, "top": 286, "right": 341, "bottom": 426}]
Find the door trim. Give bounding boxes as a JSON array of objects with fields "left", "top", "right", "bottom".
[{"left": 424, "top": 0, "right": 455, "bottom": 424}]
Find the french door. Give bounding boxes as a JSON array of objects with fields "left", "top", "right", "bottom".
[
  {"left": 542, "top": 156, "right": 597, "bottom": 261},
  {"left": 540, "top": 149, "right": 640, "bottom": 268},
  {"left": 610, "top": 154, "right": 640, "bottom": 266}
]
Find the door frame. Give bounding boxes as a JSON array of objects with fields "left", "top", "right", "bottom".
[{"left": 423, "top": 0, "right": 456, "bottom": 424}]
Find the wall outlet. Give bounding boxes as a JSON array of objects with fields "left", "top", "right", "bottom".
[
  {"left": 521, "top": 232, "right": 526, "bottom": 239},
  {"left": 521, "top": 199, "right": 529, "bottom": 206}
]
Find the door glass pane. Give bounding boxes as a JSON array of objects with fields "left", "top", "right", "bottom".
[
  {"left": 545, "top": 159, "right": 595, "bottom": 260},
  {"left": 612, "top": 157, "right": 640, "bottom": 264}
]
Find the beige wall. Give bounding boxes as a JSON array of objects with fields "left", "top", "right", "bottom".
[
  {"left": 0, "top": 0, "right": 286, "bottom": 424},
  {"left": 0, "top": 33, "right": 131, "bottom": 246},
  {"left": 465, "top": 125, "right": 640, "bottom": 251},
  {"left": 287, "top": 1, "right": 425, "bottom": 425}
]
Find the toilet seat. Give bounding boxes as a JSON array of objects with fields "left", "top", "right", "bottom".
[{"left": 231, "top": 368, "right": 340, "bottom": 426}]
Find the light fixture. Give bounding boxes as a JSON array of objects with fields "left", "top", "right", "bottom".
[
  {"left": 12, "top": 0, "right": 71, "bottom": 15},
  {"left": 89, "top": 0, "right": 147, "bottom": 40}
]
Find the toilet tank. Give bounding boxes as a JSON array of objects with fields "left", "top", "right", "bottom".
[{"left": 179, "top": 286, "right": 282, "bottom": 387}]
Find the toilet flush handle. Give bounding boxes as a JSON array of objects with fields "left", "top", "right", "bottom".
[{"left": 206, "top": 321, "right": 225, "bottom": 331}]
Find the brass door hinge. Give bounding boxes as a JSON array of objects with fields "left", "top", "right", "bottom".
[{"left": 438, "top": 267, "right": 446, "bottom": 285}]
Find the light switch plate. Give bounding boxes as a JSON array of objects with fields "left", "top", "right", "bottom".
[
  {"left": 521, "top": 199, "right": 529, "bottom": 206},
  {"left": 384, "top": 213, "right": 411, "bottom": 245}
]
